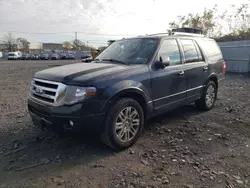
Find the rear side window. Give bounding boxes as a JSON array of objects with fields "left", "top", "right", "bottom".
[
  {"left": 180, "top": 39, "right": 200, "bottom": 63},
  {"left": 196, "top": 39, "right": 223, "bottom": 61}
]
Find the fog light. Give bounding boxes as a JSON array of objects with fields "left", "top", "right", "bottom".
[{"left": 69, "top": 120, "right": 74, "bottom": 127}]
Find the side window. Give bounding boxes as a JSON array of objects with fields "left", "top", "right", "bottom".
[
  {"left": 197, "top": 39, "right": 223, "bottom": 61},
  {"left": 180, "top": 39, "right": 199, "bottom": 63},
  {"left": 158, "top": 39, "right": 181, "bottom": 66},
  {"left": 193, "top": 41, "right": 204, "bottom": 61}
]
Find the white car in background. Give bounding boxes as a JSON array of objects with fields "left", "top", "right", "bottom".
[
  {"left": 0, "top": 52, "right": 3, "bottom": 58},
  {"left": 8, "top": 51, "right": 22, "bottom": 60}
]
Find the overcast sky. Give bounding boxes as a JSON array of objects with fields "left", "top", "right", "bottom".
[{"left": 0, "top": 0, "right": 249, "bottom": 47}]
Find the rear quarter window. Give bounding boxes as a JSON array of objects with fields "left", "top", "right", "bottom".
[{"left": 196, "top": 39, "right": 223, "bottom": 61}]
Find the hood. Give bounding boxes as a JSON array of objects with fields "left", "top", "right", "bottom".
[{"left": 34, "top": 62, "right": 147, "bottom": 86}]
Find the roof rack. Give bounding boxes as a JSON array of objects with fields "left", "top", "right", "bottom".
[
  {"left": 148, "top": 28, "right": 205, "bottom": 37},
  {"left": 171, "top": 32, "right": 205, "bottom": 37},
  {"left": 172, "top": 27, "right": 202, "bottom": 34}
]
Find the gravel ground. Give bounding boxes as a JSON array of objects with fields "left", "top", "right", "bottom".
[{"left": 0, "top": 60, "right": 250, "bottom": 188}]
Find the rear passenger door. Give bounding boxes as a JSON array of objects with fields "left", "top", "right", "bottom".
[{"left": 178, "top": 39, "right": 209, "bottom": 102}]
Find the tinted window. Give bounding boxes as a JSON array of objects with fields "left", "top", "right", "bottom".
[
  {"left": 193, "top": 41, "right": 204, "bottom": 61},
  {"left": 158, "top": 39, "right": 181, "bottom": 66},
  {"left": 180, "top": 39, "right": 199, "bottom": 63},
  {"left": 197, "top": 39, "right": 223, "bottom": 60},
  {"left": 97, "top": 38, "right": 158, "bottom": 64}
]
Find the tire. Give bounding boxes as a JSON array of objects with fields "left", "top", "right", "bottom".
[
  {"left": 195, "top": 81, "right": 217, "bottom": 111},
  {"left": 101, "top": 98, "right": 144, "bottom": 150}
]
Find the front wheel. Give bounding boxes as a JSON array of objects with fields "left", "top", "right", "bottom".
[
  {"left": 195, "top": 81, "right": 217, "bottom": 111},
  {"left": 101, "top": 98, "right": 144, "bottom": 150}
]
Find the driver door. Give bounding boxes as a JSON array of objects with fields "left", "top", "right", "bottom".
[{"left": 150, "top": 39, "right": 187, "bottom": 112}]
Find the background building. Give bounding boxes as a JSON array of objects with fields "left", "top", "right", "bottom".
[
  {"left": 29, "top": 42, "right": 43, "bottom": 50},
  {"left": 42, "top": 43, "right": 63, "bottom": 51}
]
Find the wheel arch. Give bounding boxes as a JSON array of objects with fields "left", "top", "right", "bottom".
[
  {"left": 101, "top": 81, "right": 153, "bottom": 118},
  {"left": 205, "top": 73, "right": 218, "bottom": 89}
]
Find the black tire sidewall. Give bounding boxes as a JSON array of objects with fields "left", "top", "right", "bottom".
[{"left": 106, "top": 98, "right": 144, "bottom": 149}]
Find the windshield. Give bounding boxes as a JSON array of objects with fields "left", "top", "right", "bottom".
[{"left": 96, "top": 38, "right": 158, "bottom": 64}]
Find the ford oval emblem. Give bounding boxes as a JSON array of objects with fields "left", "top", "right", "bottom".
[{"left": 34, "top": 87, "right": 45, "bottom": 95}]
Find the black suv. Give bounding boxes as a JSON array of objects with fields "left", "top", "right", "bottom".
[{"left": 28, "top": 31, "right": 226, "bottom": 150}]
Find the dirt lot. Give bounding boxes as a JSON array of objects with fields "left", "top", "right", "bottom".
[{"left": 0, "top": 60, "right": 249, "bottom": 188}]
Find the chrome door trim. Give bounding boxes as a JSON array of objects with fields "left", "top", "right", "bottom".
[{"left": 148, "top": 85, "right": 204, "bottom": 103}]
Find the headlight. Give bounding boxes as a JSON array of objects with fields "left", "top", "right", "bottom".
[{"left": 64, "top": 86, "right": 97, "bottom": 105}]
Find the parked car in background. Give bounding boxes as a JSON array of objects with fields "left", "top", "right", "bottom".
[
  {"left": 21, "top": 54, "right": 27, "bottom": 60},
  {"left": 8, "top": 51, "right": 22, "bottom": 60},
  {"left": 81, "top": 52, "right": 92, "bottom": 62},
  {"left": 51, "top": 53, "right": 60, "bottom": 60},
  {"left": 67, "top": 54, "right": 75, "bottom": 60},
  {"left": 81, "top": 56, "right": 92, "bottom": 63},
  {"left": 40, "top": 53, "right": 50, "bottom": 60},
  {"left": 0, "top": 52, "right": 3, "bottom": 59},
  {"left": 21, "top": 53, "right": 32, "bottom": 60},
  {"left": 30, "top": 54, "right": 40, "bottom": 60},
  {"left": 60, "top": 53, "right": 68, "bottom": 60}
]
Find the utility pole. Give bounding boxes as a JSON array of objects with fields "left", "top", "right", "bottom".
[
  {"left": 75, "top": 32, "right": 77, "bottom": 41},
  {"left": 75, "top": 32, "right": 79, "bottom": 51}
]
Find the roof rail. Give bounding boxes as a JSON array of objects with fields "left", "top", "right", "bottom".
[
  {"left": 171, "top": 32, "right": 205, "bottom": 37},
  {"left": 148, "top": 32, "right": 169, "bottom": 36}
]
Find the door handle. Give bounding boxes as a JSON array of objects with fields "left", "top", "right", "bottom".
[
  {"left": 178, "top": 70, "right": 184, "bottom": 75},
  {"left": 203, "top": 66, "right": 208, "bottom": 71}
]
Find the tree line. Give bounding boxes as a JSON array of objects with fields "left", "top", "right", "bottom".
[
  {"left": 0, "top": 33, "right": 93, "bottom": 52},
  {"left": 0, "top": 33, "right": 30, "bottom": 52},
  {"left": 168, "top": 3, "right": 250, "bottom": 42}
]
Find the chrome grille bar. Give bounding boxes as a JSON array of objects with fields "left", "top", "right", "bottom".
[{"left": 30, "top": 78, "right": 67, "bottom": 106}]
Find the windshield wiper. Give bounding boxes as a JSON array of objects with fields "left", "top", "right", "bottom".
[{"left": 102, "top": 59, "right": 127, "bottom": 65}]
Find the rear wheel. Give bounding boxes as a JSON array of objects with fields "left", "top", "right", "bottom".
[
  {"left": 101, "top": 98, "right": 144, "bottom": 150},
  {"left": 195, "top": 81, "right": 217, "bottom": 111}
]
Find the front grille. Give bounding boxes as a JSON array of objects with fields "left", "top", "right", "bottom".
[
  {"left": 33, "top": 94, "right": 54, "bottom": 103},
  {"left": 30, "top": 78, "right": 67, "bottom": 105},
  {"left": 34, "top": 80, "right": 58, "bottom": 89}
]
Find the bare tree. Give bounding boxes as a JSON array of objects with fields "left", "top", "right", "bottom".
[
  {"left": 220, "top": 4, "right": 250, "bottom": 33},
  {"left": 168, "top": 6, "right": 217, "bottom": 37},
  {"left": 168, "top": 3, "right": 250, "bottom": 41},
  {"left": 2, "top": 32, "right": 17, "bottom": 51},
  {"left": 17, "top": 38, "right": 30, "bottom": 51},
  {"left": 72, "top": 39, "right": 84, "bottom": 51},
  {"left": 72, "top": 39, "right": 89, "bottom": 51}
]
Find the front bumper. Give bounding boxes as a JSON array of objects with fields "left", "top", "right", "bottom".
[{"left": 28, "top": 98, "right": 105, "bottom": 133}]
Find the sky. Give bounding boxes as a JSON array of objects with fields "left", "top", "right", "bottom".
[{"left": 0, "top": 0, "right": 249, "bottom": 47}]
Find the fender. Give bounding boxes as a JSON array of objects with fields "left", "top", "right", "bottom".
[
  {"left": 204, "top": 73, "right": 218, "bottom": 86},
  {"left": 100, "top": 80, "right": 153, "bottom": 112}
]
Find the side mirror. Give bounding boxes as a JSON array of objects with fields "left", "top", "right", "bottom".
[{"left": 160, "top": 56, "right": 170, "bottom": 67}]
